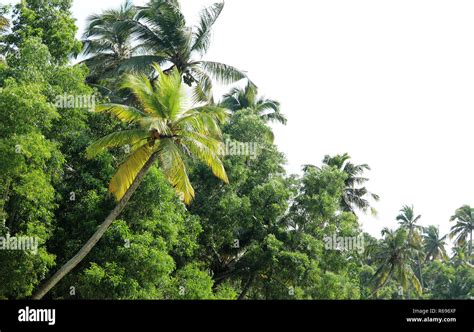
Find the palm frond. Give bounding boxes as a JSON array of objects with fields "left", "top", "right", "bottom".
[
  {"left": 0, "top": 15, "right": 8, "bottom": 33},
  {"left": 86, "top": 129, "right": 150, "bottom": 159},
  {"left": 152, "top": 64, "right": 183, "bottom": 119},
  {"left": 134, "top": 0, "right": 187, "bottom": 52},
  {"left": 129, "top": 19, "right": 168, "bottom": 52},
  {"left": 191, "top": 2, "right": 224, "bottom": 55},
  {"left": 191, "top": 69, "right": 214, "bottom": 104},
  {"left": 260, "top": 111, "right": 288, "bottom": 125},
  {"left": 109, "top": 143, "right": 155, "bottom": 200},
  {"left": 176, "top": 106, "right": 228, "bottom": 137},
  {"left": 181, "top": 135, "right": 228, "bottom": 183},
  {"left": 118, "top": 55, "right": 166, "bottom": 73},
  {"left": 119, "top": 72, "right": 166, "bottom": 118},
  {"left": 407, "top": 269, "right": 422, "bottom": 295},
  {"left": 200, "top": 61, "right": 248, "bottom": 85},
  {"left": 256, "top": 99, "right": 280, "bottom": 113},
  {"left": 158, "top": 139, "right": 194, "bottom": 204},
  {"left": 94, "top": 103, "right": 146, "bottom": 124}
]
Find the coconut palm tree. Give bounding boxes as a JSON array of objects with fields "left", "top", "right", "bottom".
[
  {"left": 396, "top": 205, "right": 423, "bottom": 243},
  {"left": 450, "top": 205, "right": 474, "bottom": 261},
  {"left": 422, "top": 225, "right": 448, "bottom": 262},
  {"left": 371, "top": 228, "right": 422, "bottom": 298},
  {"left": 121, "top": 0, "right": 250, "bottom": 102},
  {"left": 82, "top": 1, "right": 249, "bottom": 101},
  {"left": 322, "top": 153, "right": 379, "bottom": 215},
  {"left": 32, "top": 64, "right": 229, "bottom": 299},
  {"left": 80, "top": 0, "right": 140, "bottom": 82},
  {"left": 220, "top": 83, "right": 287, "bottom": 125},
  {"left": 396, "top": 205, "right": 424, "bottom": 288}
]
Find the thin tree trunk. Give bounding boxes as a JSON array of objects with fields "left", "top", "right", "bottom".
[
  {"left": 238, "top": 274, "right": 255, "bottom": 300},
  {"left": 32, "top": 153, "right": 159, "bottom": 300}
]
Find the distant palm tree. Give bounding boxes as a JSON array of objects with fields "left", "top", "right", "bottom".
[
  {"left": 396, "top": 205, "right": 422, "bottom": 244},
  {"left": 371, "top": 228, "right": 421, "bottom": 298},
  {"left": 81, "top": 0, "right": 138, "bottom": 82},
  {"left": 449, "top": 205, "right": 474, "bottom": 261},
  {"left": 220, "top": 83, "right": 287, "bottom": 125},
  {"left": 422, "top": 225, "right": 448, "bottom": 262},
  {"left": 32, "top": 64, "right": 229, "bottom": 299},
  {"left": 396, "top": 205, "right": 424, "bottom": 288},
  {"left": 322, "top": 153, "right": 379, "bottom": 214}
]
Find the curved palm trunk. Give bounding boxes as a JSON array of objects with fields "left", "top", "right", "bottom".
[{"left": 32, "top": 153, "right": 159, "bottom": 300}]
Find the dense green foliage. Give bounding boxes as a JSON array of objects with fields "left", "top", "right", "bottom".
[
  {"left": 0, "top": 0, "right": 472, "bottom": 300},
  {"left": 4, "top": 0, "right": 81, "bottom": 64}
]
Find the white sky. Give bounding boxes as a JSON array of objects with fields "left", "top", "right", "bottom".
[{"left": 5, "top": 0, "right": 474, "bottom": 246}]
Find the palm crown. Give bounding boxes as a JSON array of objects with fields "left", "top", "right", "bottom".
[
  {"left": 396, "top": 205, "right": 423, "bottom": 245},
  {"left": 422, "top": 225, "right": 448, "bottom": 262},
  {"left": 371, "top": 228, "right": 422, "bottom": 297},
  {"left": 449, "top": 205, "right": 474, "bottom": 258},
  {"left": 322, "top": 153, "right": 379, "bottom": 214},
  {"left": 220, "top": 83, "right": 287, "bottom": 125},
  {"left": 81, "top": 0, "right": 137, "bottom": 82},
  {"left": 86, "top": 64, "right": 229, "bottom": 204}
]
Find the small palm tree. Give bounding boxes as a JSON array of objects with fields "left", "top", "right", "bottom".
[
  {"left": 32, "top": 64, "right": 229, "bottom": 299},
  {"left": 322, "top": 153, "right": 379, "bottom": 214},
  {"left": 450, "top": 205, "right": 474, "bottom": 261},
  {"left": 422, "top": 225, "right": 448, "bottom": 262},
  {"left": 220, "top": 83, "right": 287, "bottom": 125},
  {"left": 396, "top": 205, "right": 424, "bottom": 288},
  {"left": 371, "top": 228, "right": 422, "bottom": 298},
  {"left": 396, "top": 205, "right": 423, "bottom": 244}
]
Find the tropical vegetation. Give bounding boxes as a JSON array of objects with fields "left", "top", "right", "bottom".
[{"left": 0, "top": 0, "right": 471, "bottom": 300}]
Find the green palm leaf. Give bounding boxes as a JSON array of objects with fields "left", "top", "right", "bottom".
[
  {"left": 94, "top": 103, "right": 146, "bottom": 124},
  {"left": 109, "top": 143, "right": 155, "bottom": 200},
  {"left": 86, "top": 129, "right": 150, "bottom": 159},
  {"left": 200, "top": 61, "right": 248, "bottom": 85},
  {"left": 158, "top": 139, "right": 194, "bottom": 204},
  {"left": 176, "top": 106, "right": 228, "bottom": 137},
  {"left": 191, "top": 68, "right": 214, "bottom": 104},
  {"left": 118, "top": 55, "right": 166, "bottom": 73},
  {"left": 181, "top": 135, "right": 228, "bottom": 184},
  {"left": 191, "top": 2, "right": 224, "bottom": 55}
]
